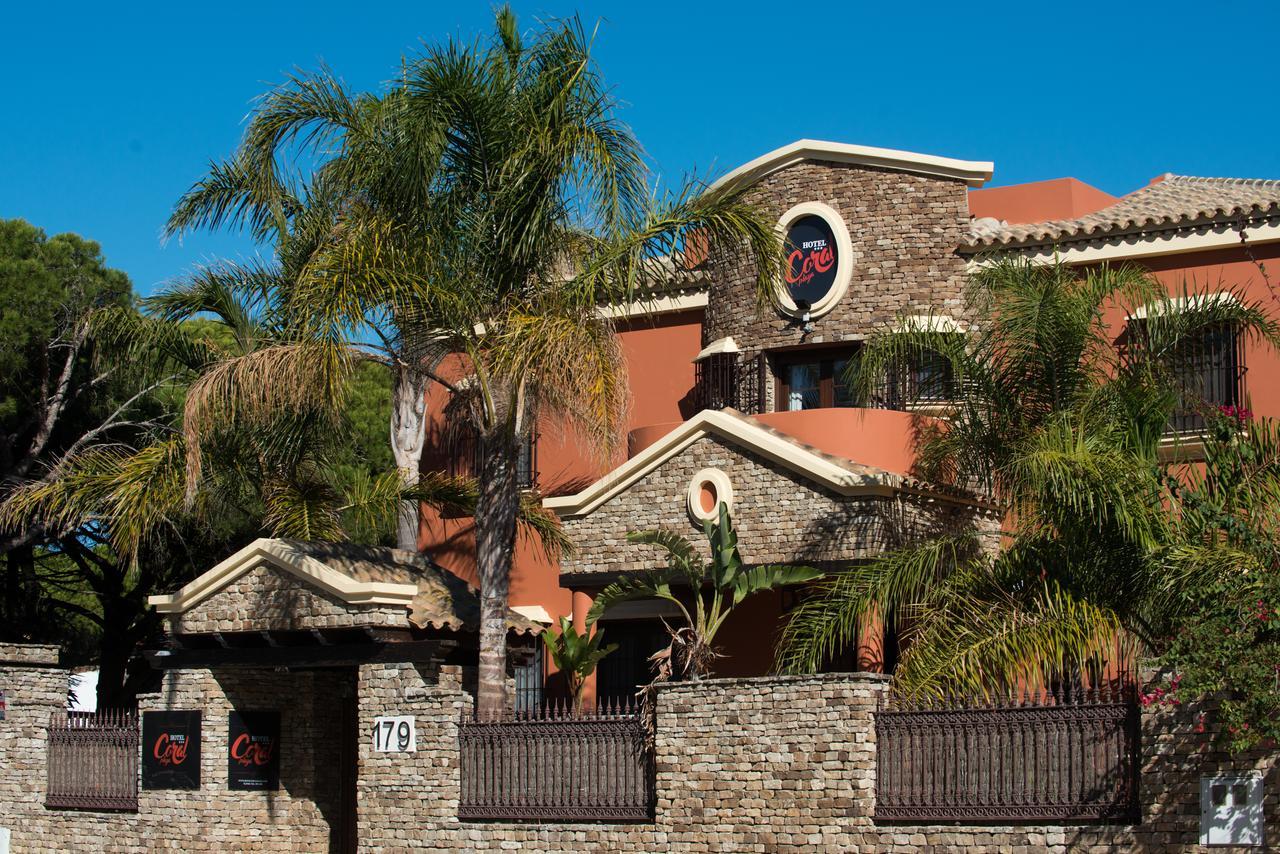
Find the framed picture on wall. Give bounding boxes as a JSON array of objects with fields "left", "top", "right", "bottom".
[
  {"left": 227, "top": 710, "right": 280, "bottom": 791},
  {"left": 141, "top": 710, "right": 202, "bottom": 790}
]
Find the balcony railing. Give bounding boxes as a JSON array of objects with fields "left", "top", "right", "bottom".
[
  {"left": 693, "top": 352, "right": 765, "bottom": 414},
  {"left": 694, "top": 349, "right": 955, "bottom": 415}
]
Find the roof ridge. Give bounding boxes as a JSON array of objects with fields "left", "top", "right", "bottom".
[{"left": 1162, "top": 174, "right": 1280, "bottom": 187}]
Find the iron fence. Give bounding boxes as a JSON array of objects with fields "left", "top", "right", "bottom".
[
  {"left": 875, "top": 684, "right": 1139, "bottom": 823},
  {"left": 46, "top": 709, "right": 139, "bottom": 811},
  {"left": 458, "top": 699, "right": 653, "bottom": 822}
]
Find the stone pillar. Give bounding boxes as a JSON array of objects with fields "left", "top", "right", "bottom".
[
  {"left": 571, "top": 589, "right": 598, "bottom": 708},
  {"left": 0, "top": 645, "right": 65, "bottom": 818}
]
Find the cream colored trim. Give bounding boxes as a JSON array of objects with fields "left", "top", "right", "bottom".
[
  {"left": 694, "top": 337, "right": 740, "bottom": 361},
  {"left": 711, "top": 139, "right": 994, "bottom": 191},
  {"left": 776, "top": 201, "right": 854, "bottom": 320},
  {"left": 1157, "top": 433, "right": 1207, "bottom": 463},
  {"left": 1128, "top": 291, "right": 1240, "bottom": 320},
  {"left": 511, "top": 605, "right": 553, "bottom": 624},
  {"left": 968, "top": 220, "right": 1280, "bottom": 267},
  {"left": 148, "top": 538, "right": 419, "bottom": 614},
  {"left": 890, "top": 314, "right": 964, "bottom": 333},
  {"left": 687, "top": 468, "right": 734, "bottom": 522},
  {"left": 596, "top": 290, "right": 708, "bottom": 320},
  {"left": 543, "top": 409, "right": 899, "bottom": 519}
]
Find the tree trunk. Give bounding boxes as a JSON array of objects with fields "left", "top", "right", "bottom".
[
  {"left": 474, "top": 432, "right": 520, "bottom": 718},
  {"left": 95, "top": 598, "right": 134, "bottom": 711},
  {"left": 390, "top": 363, "right": 430, "bottom": 551}
]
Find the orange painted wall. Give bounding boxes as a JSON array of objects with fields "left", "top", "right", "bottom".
[
  {"left": 532, "top": 310, "right": 705, "bottom": 498},
  {"left": 968, "top": 177, "right": 1118, "bottom": 224},
  {"left": 1096, "top": 243, "right": 1280, "bottom": 420},
  {"left": 416, "top": 310, "right": 705, "bottom": 624},
  {"left": 629, "top": 408, "right": 932, "bottom": 476}
]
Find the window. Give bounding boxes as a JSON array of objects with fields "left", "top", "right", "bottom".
[
  {"left": 875, "top": 348, "right": 956, "bottom": 410},
  {"left": 513, "top": 643, "right": 544, "bottom": 713},
  {"left": 447, "top": 427, "right": 538, "bottom": 490},
  {"left": 1125, "top": 318, "right": 1244, "bottom": 434},
  {"left": 774, "top": 347, "right": 859, "bottom": 411},
  {"left": 1169, "top": 324, "right": 1242, "bottom": 434}
]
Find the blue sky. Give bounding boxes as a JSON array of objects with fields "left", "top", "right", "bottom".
[{"left": 3, "top": 1, "right": 1277, "bottom": 296}]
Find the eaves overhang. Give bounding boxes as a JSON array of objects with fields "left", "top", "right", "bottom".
[
  {"left": 710, "top": 139, "right": 994, "bottom": 192},
  {"left": 148, "top": 538, "right": 419, "bottom": 615},
  {"left": 542, "top": 408, "right": 904, "bottom": 519}
]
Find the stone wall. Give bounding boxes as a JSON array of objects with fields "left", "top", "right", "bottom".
[
  {"left": 559, "top": 432, "right": 989, "bottom": 576},
  {"left": 704, "top": 160, "right": 975, "bottom": 358},
  {"left": 2, "top": 645, "right": 1275, "bottom": 852},
  {"left": 354, "top": 669, "right": 1278, "bottom": 853},
  {"left": 0, "top": 649, "right": 351, "bottom": 853},
  {"left": 171, "top": 562, "right": 405, "bottom": 634}
]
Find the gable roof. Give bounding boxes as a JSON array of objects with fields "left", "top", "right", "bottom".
[
  {"left": 149, "top": 538, "right": 540, "bottom": 635},
  {"left": 542, "top": 408, "right": 985, "bottom": 519},
  {"left": 710, "top": 139, "right": 994, "bottom": 192},
  {"left": 965, "top": 174, "right": 1280, "bottom": 250}
]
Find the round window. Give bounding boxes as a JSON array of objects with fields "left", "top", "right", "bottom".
[{"left": 687, "top": 469, "right": 734, "bottom": 523}]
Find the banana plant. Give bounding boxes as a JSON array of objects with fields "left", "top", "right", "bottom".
[
  {"left": 541, "top": 617, "right": 618, "bottom": 713},
  {"left": 587, "top": 504, "right": 823, "bottom": 681}
]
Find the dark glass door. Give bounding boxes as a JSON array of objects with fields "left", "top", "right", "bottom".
[{"left": 595, "top": 620, "right": 669, "bottom": 702}]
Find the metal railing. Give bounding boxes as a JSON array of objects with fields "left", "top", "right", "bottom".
[
  {"left": 693, "top": 353, "right": 764, "bottom": 414},
  {"left": 447, "top": 427, "right": 538, "bottom": 490},
  {"left": 458, "top": 699, "right": 654, "bottom": 822},
  {"left": 46, "top": 710, "right": 139, "bottom": 811},
  {"left": 875, "top": 684, "right": 1139, "bottom": 823},
  {"left": 1168, "top": 324, "right": 1246, "bottom": 434}
]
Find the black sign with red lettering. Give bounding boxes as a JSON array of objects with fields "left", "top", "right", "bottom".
[
  {"left": 227, "top": 711, "right": 280, "bottom": 791},
  {"left": 142, "top": 710, "right": 201, "bottom": 790},
  {"left": 784, "top": 214, "right": 839, "bottom": 306}
]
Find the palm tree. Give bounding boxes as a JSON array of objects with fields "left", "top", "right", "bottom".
[
  {"left": 590, "top": 504, "right": 822, "bottom": 681},
  {"left": 777, "top": 258, "right": 1280, "bottom": 698},
  {"left": 191, "top": 8, "right": 785, "bottom": 715}
]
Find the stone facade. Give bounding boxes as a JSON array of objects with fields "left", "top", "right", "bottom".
[
  {"left": 351, "top": 668, "right": 1278, "bottom": 853},
  {"left": 3, "top": 646, "right": 1275, "bottom": 852},
  {"left": 559, "top": 432, "right": 988, "bottom": 576},
  {"left": 704, "top": 160, "right": 975, "bottom": 359},
  {"left": 0, "top": 648, "right": 351, "bottom": 853},
  {"left": 171, "top": 562, "right": 406, "bottom": 635}
]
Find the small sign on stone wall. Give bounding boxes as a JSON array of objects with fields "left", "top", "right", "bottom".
[
  {"left": 227, "top": 711, "right": 280, "bottom": 791},
  {"left": 0, "top": 689, "right": 6, "bottom": 721},
  {"left": 142, "top": 711, "right": 201, "bottom": 790},
  {"left": 371, "top": 715, "right": 416, "bottom": 752}
]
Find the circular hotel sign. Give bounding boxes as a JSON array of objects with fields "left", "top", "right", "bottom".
[
  {"left": 784, "top": 215, "right": 839, "bottom": 306},
  {"left": 775, "top": 201, "right": 852, "bottom": 319}
]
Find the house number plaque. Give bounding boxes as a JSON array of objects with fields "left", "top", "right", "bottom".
[{"left": 372, "top": 715, "right": 416, "bottom": 752}]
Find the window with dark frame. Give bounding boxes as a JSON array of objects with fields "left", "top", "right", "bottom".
[
  {"left": 1125, "top": 319, "right": 1245, "bottom": 435},
  {"left": 774, "top": 346, "right": 860, "bottom": 411},
  {"left": 447, "top": 427, "right": 539, "bottom": 490}
]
